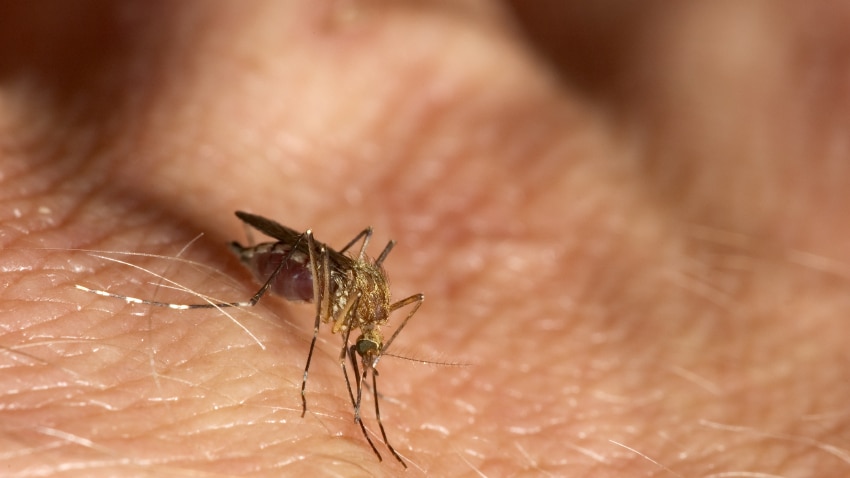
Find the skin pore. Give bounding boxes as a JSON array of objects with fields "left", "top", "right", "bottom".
[{"left": 2, "top": 1, "right": 850, "bottom": 476}]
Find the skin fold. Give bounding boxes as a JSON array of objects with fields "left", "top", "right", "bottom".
[{"left": 1, "top": 1, "right": 849, "bottom": 476}]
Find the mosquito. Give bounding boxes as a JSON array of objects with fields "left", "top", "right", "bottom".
[{"left": 76, "top": 211, "right": 424, "bottom": 468}]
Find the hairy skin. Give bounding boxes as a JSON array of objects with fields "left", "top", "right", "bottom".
[{"left": 2, "top": 1, "right": 849, "bottom": 476}]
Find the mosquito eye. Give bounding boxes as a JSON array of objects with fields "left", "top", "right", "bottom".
[{"left": 356, "top": 338, "right": 379, "bottom": 356}]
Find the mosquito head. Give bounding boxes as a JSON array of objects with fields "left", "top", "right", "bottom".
[{"left": 354, "top": 332, "right": 382, "bottom": 369}]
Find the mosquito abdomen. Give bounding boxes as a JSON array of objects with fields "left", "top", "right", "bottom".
[{"left": 231, "top": 241, "right": 314, "bottom": 302}]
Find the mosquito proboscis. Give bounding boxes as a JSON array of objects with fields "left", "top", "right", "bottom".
[{"left": 76, "top": 211, "right": 423, "bottom": 468}]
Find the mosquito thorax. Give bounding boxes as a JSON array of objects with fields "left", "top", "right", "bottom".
[{"left": 350, "top": 260, "right": 391, "bottom": 323}]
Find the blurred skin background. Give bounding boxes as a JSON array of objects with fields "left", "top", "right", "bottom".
[{"left": 1, "top": 1, "right": 849, "bottom": 476}]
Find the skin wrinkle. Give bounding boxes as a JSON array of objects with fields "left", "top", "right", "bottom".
[{"left": 1, "top": 1, "right": 849, "bottom": 476}]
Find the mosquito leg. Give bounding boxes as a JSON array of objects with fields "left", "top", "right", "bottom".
[
  {"left": 375, "top": 240, "right": 396, "bottom": 266},
  {"left": 320, "top": 242, "right": 332, "bottom": 330},
  {"left": 340, "top": 326, "right": 358, "bottom": 408},
  {"left": 301, "top": 230, "right": 322, "bottom": 417},
  {"left": 244, "top": 248, "right": 298, "bottom": 307},
  {"left": 337, "top": 227, "right": 372, "bottom": 257},
  {"left": 347, "top": 344, "right": 383, "bottom": 462},
  {"left": 380, "top": 293, "right": 425, "bottom": 360},
  {"left": 342, "top": 340, "right": 366, "bottom": 424},
  {"left": 372, "top": 368, "right": 407, "bottom": 468},
  {"left": 333, "top": 296, "right": 360, "bottom": 412},
  {"left": 357, "top": 360, "right": 369, "bottom": 424},
  {"left": 74, "top": 281, "right": 277, "bottom": 311},
  {"left": 77, "top": 233, "right": 312, "bottom": 311},
  {"left": 300, "top": 315, "right": 322, "bottom": 417}
]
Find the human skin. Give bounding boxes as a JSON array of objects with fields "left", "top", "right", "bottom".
[{"left": 2, "top": 1, "right": 849, "bottom": 476}]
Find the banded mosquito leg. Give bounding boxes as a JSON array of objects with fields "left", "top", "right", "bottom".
[{"left": 74, "top": 231, "right": 309, "bottom": 310}]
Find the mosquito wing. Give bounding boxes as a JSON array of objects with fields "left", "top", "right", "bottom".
[
  {"left": 235, "top": 211, "right": 303, "bottom": 243},
  {"left": 234, "top": 211, "right": 355, "bottom": 269}
]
